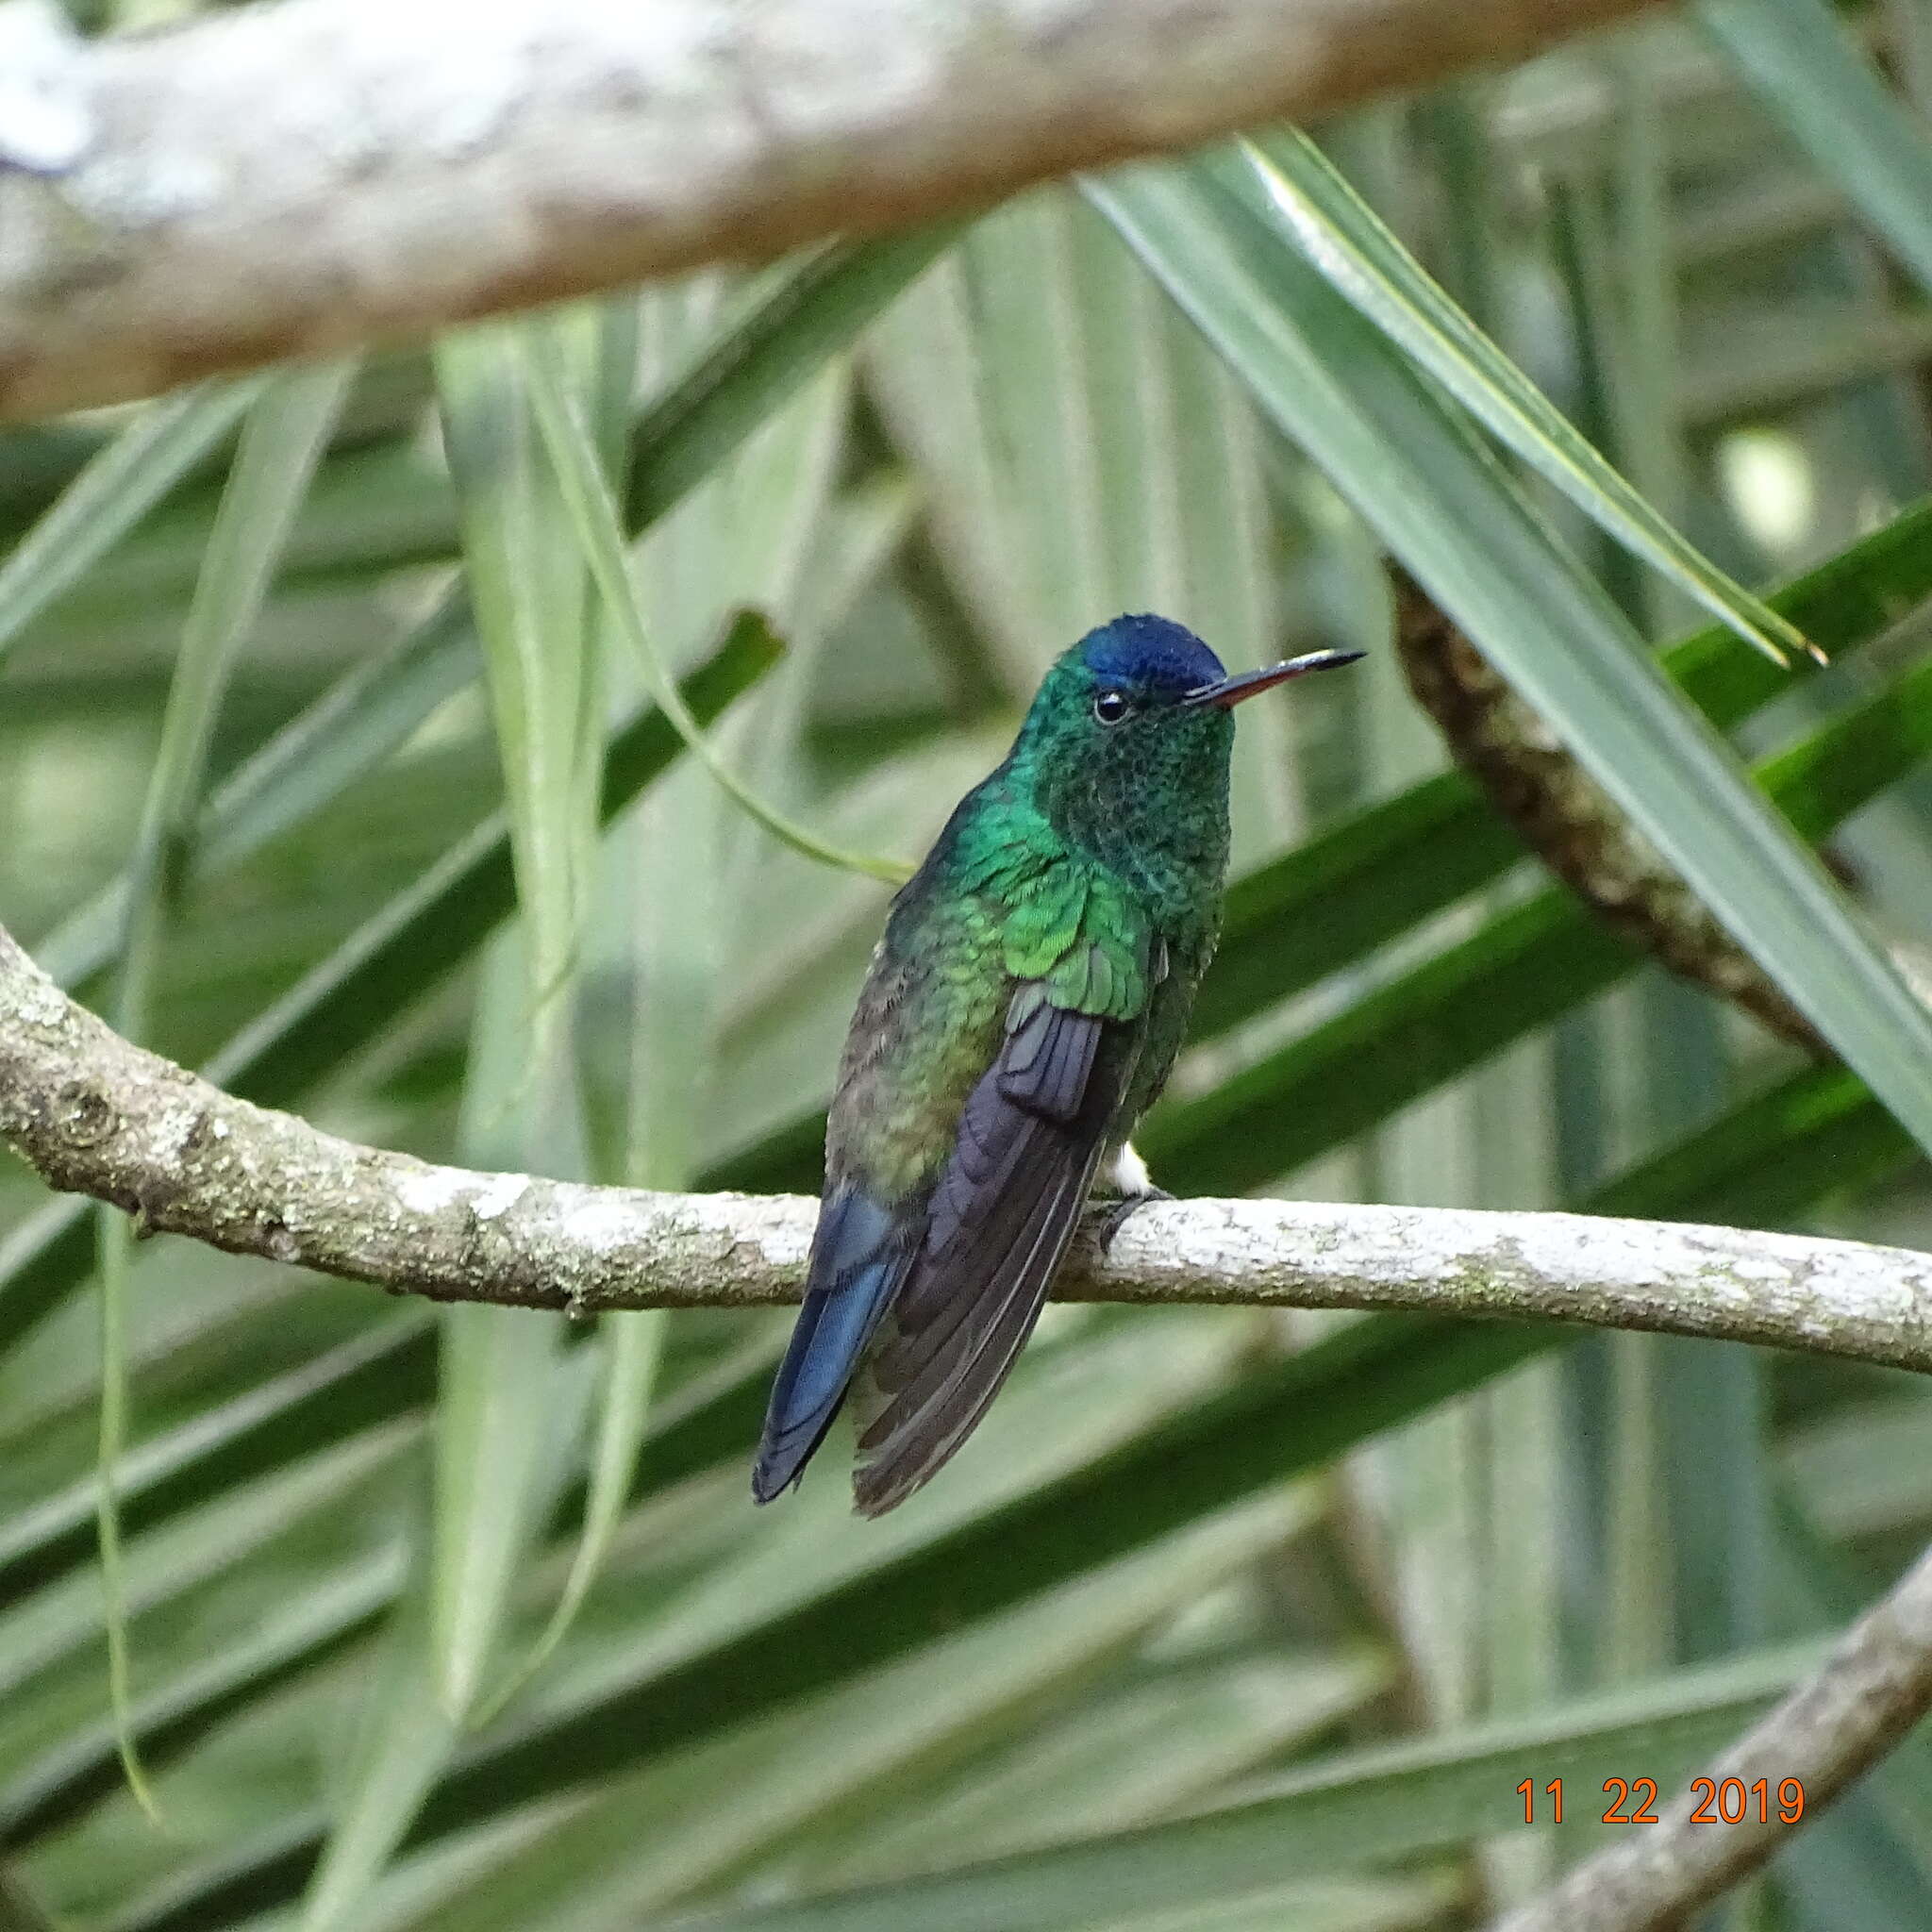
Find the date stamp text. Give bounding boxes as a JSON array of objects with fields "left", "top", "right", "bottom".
[{"left": 1517, "top": 1778, "right": 1807, "bottom": 1825}]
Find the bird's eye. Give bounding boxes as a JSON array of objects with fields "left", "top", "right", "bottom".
[{"left": 1092, "top": 690, "right": 1133, "bottom": 725}]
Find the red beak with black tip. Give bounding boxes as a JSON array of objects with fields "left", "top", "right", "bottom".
[{"left": 1182, "top": 648, "right": 1366, "bottom": 709}]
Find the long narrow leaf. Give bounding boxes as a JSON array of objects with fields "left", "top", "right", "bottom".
[
  {"left": 0, "top": 380, "right": 265, "bottom": 668},
  {"left": 523, "top": 336, "right": 905, "bottom": 882},
  {"left": 1203, "top": 493, "right": 1932, "bottom": 1038},
  {"left": 0, "top": 1318, "right": 433, "bottom": 1608},
  {"left": 383, "top": 1474, "right": 1319, "bottom": 1930},
  {"left": 1092, "top": 158, "right": 1932, "bottom": 1165},
  {"left": 108, "top": 1317, "right": 1562, "bottom": 1931},
  {"left": 1695, "top": 0, "right": 1932, "bottom": 296},
  {"left": 31, "top": 233, "right": 950, "bottom": 998},
  {"left": 96, "top": 362, "right": 353, "bottom": 1821},
  {"left": 1150, "top": 642, "right": 1932, "bottom": 1192},
  {"left": 427, "top": 311, "right": 615, "bottom": 1731},
  {"left": 623, "top": 230, "right": 958, "bottom": 530},
  {"left": 1233, "top": 129, "right": 1811, "bottom": 664},
  {"left": 298, "top": 1519, "right": 458, "bottom": 1932},
  {"left": 0, "top": 1551, "right": 396, "bottom": 1849},
  {"left": 0, "top": 625, "right": 780, "bottom": 1361},
  {"left": 663, "top": 1639, "right": 1820, "bottom": 1932}
]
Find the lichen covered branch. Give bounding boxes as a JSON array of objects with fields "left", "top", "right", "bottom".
[{"left": 4, "top": 921, "right": 1932, "bottom": 1376}]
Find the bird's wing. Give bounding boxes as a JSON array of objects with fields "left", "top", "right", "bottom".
[
  {"left": 752, "top": 1183, "right": 921, "bottom": 1503},
  {"left": 850, "top": 968, "right": 1140, "bottom": 1516}
]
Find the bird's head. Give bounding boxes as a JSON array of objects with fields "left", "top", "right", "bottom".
[{"left": 1015, "top": 614, "right": 1362, "bottom": 867}]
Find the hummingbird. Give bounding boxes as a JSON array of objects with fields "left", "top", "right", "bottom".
[{"left": 752, "top": 616, "right": 1363, "bottom": 1515}]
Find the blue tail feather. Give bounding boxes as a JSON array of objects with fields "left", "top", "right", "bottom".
[{"left": 752, "top": 1186, "right": 912, "bottom": 1502}]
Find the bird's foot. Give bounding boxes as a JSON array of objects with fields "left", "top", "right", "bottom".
[
  {"left": 1093, "top": 1141, "right": 1174, "bottom": 1252},
  {"left": 1094, "top": 1188, "right": 1174, "bottom": 1251}
]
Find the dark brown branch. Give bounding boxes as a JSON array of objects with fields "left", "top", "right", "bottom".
[{"left": 1390, "top": 565, "right": 1825, "bottom": 1052}]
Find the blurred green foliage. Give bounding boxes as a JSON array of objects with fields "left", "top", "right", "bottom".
[{"left": 7, "top": 7, "right": 1932, "bottom": 1928}]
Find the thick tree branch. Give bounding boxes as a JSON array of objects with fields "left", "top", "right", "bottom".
[
  {"left": 0, "top": 0, "right": 1671, "bottom": 422},
  {"left": 1495, "top": 1539, "right": 1932, "bottom": 1932},
  {"left": 5, "top": 919, "right": 1932, "bottom": 1373}
]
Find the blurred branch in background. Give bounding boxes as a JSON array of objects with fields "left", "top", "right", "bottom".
[
  {"left": 1391, "top": 565, "right": 1827, "bottom": 1052},
  {"left": 0, "top": 0, "right": 1675, "bottom": 421},
  {"left": 1497, "top": 1537, "right": 1932, "bottom": 1932}
]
